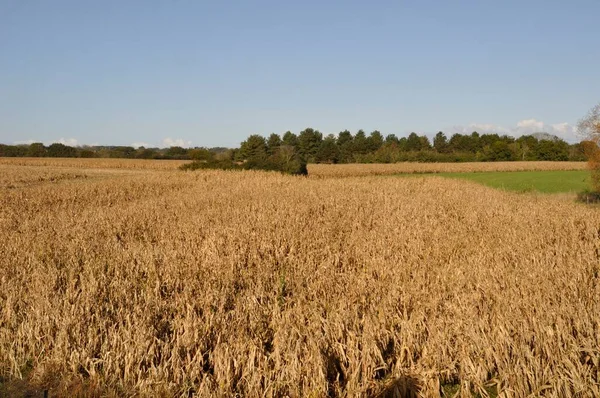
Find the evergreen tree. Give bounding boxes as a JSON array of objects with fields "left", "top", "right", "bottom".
[
  {"left": 267, "top": 133, "right": 282, "bottom": 155},
  {"left": 282, "top": 131, "right": 298, "bottom": 148},
  {"left": 353, "top": 130, "right": 369, "bottom": 154},
  {"left": 433, "top": 132, "right": 448, "bottom": 153},
  {"left": 297, "top": 128, "right": 323, "bottom": 161},
  {"left": 367, "top": 130, "right": 384, "bottom": 152},
  {"left": 316, "top": 134, "right": 339, "bottom": 163},
  {"left": 239, "top": 134, "right": 268, "bottom": 160}
]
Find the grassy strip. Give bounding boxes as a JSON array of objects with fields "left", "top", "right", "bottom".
[{"left": 434, "top": 170, "right": 591, "bottom": 193}]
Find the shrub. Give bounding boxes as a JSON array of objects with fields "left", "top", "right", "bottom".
[
  {"left": 180, "top": 146, "right": 308, "bottom": 176},
  {"left": 179, "top": 159, "right": 241, "bottom": 171},
  {"left": 576, "top": 190, "right": 600, "bottom": 204}
]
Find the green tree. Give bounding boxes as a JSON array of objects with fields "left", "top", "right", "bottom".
[
  {"left": 135, "top": 147, "right": 158, "bottom": 159},
  {"left": 449, "top": 133, "right": 478, "bottom": 153},
  {"left": 79, "top": 148, "right": 97, "bottom": 158},
  {"left": 567, "top": 142, "right": 587, "bottom": 161},
  {"left": 385, "top": 134, "right": 399, "bottom": 145},
  {"left": 47, "top": 143, "right": 78, "bottom": 158},
  {"left": 367, "top": 130, "right": 384, "bottom": 152},
  {"left": 353, "top": 130, "right": 369, "bottom": 155},
  {"left": 486, "top": 140, "right": 513, "bottom": 161},
  {"left": 397, "top": 137, "right": 408, "bottom": 151},
  {"left": 470, "top": 131, "right": 482, "bottom": 152},
  {"left": 108, "top": 146, "right": 136, "bottom": 158},
  {"left": 316, "top": 134, "right": 339, "bottom": 163},
  {"left": 479, "top": 133, "right": 501, "bottom": 149},
  {"left": 282, "top": 131, "right": 299, "bottom": 148},
  {"left": 337, "top": 130, "right": 353, "bottom": 146},
  {"left": 533, "top": 140, "right": 569, "bottom": 161},
  {"left": 406, "top": 132, "right": 422, "bottom": 151},
  {"left": 516, "top": 135, "right": 538, "bottom": 160},
  {"left": 0, "top": 145, "right": 28, "bottom": 157},
  {"left": 27, "top": 142, "right": 47, "bottom": 157},
  {"left": 165, "top": 146, "right": 189, "bottom": 159},
  {"left": 297, "top": 128, "right": 323, "bottom": 162},
  {"left": 188, "top": 148, "right": 214, "bottom": 161},
  {"left": 433, "top": 132, "right": 448, "bottom": 153},
  {"left": 419, "top": 135, "right": 432, "bottom": 150},
  {"left": 239, "top": 134, "right": 268, "bottom": 161},
  {"left": 337, "top": 130, "right": 354, "bottom": 163},
  {"left": 271, "top": 145, "right": 308, "bottom": 175},
  {"left": 267, "top": 133, "right": 282, "bottom": 155}
]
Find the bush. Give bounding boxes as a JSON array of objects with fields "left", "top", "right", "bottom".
[
  {"left": 576, "top": 190, "right": 600, "bottom": 204},
  {"left": 179, "top": 159, "right": 241, "bottom": 171},
  {"left": 180, "top": 146, "right": 308, "bottom": 176},
  {"left": 266, "top": 146, "right": 308, "bottom": 175}
]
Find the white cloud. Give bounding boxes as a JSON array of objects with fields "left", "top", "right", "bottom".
[
  {"left": 14, "top": 139, "right": 38, "bottom": 145},
  {"left": 550, "top": 122, "right": 570, "bottom": 134},
  {"left": 470, "top": 123, "right": 501, "bottom": 132},
  {"left": 548, "top": 123, "right": 578, "bottom": 142},
  {"left": 132, "top": 142, "right": 150, "bottom": 148},
  {"left": 517, "top": 119, "right": 544, "bottom": 130},
  {"left": 450, "top": 123, "right": 509, "bottom": 135},
  {"left": 54, "top": 138, "right": 79, "bottom": 146},
  {"left": 513, "top": 119, "right": 577, "bottom": 141},
  {"left": 472, "top": 123, "right": 510, "bottom": 134},
  {"left": 516, "top": 118, "right": 545, "bottom": 133},
  {"left": 448, "top": 119, "right": 579, "bottom": 142},
  {"left": 162, "top": 137, "right": 192, "bottom": 148},
  {"left": 14, "top": 138, "right": 89, "bottom": 146}
]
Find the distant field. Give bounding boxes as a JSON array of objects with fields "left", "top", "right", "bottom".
[
  {"left": 308, "top": 161, "right": 587, "bottom": 177},
  {"left": 437, "top": 170, "right": 591, "bottom": 193},
  {"left": 0, "top": 157, "right": 187, "bottom": 170},
  {"left": 0, "top": 158, "right": 588, "bottom": 177}
]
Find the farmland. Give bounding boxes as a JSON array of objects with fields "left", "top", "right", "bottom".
[
  {"left": 308, "top": 161, "right": 587, "bottom": 178},
  {"left": 1, "top": 159, "right": 599, "bottom": 397},
  {"left": 437, "top": 170, "right": 591, "bottom": 194}
]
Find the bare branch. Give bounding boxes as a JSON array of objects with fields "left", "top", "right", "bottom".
[{"left": 577, "top": 103, "right": 600, "bottom": 142}]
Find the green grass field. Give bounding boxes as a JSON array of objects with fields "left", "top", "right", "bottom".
[{"left": 437, "top": 170, "right": 591, "bottom": 193}]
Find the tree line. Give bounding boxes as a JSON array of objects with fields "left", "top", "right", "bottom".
[
  {"left": 0, "top": 143, "right": 228, "bottom": 160},
  {"left": 234, "top": 129, "right": 586, "bottom": 163},
  {"left": 0, "top": 130, "right": 587, "bottom": 163}
]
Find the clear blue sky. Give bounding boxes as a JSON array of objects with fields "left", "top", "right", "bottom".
[{"left": 1, "top": 0, "right": 599, "bottom": 147}]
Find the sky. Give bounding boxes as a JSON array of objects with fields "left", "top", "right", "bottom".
[{"left": 1, "top": 0, "right": 599, "bottom": 148}]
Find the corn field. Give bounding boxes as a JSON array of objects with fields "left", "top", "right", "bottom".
[
  {"left": 0, "top": 157, "right": 189, "bottom": 170},
  {"left": 308, "top": 161, "right": 587, "bottom": 178},
  {"left": 0, "top": 160, "right": 599, "bottom": 397},
  {"left": 0, "top": 158, "right": 586, "bottom": 176}
]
